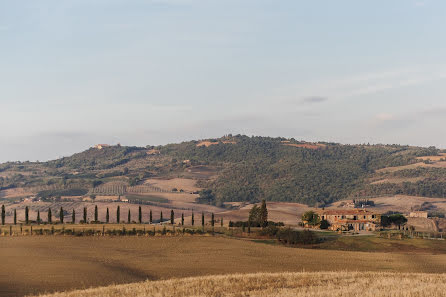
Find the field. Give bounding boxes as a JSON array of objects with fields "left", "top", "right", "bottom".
[
  {"left": 1, "top": 236, "right": 445, "bottom": 297},
  {"left": 33, "top": 272, "right": 446, "bottom": 297}
]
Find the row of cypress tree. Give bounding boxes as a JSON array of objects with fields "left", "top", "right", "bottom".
[{"left": 1, "top": 204, "right": 221, "bottom": 226}]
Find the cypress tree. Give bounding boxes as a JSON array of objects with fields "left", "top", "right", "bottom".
[
  {"left": 138, "top": 206, "right": 142, "bottom": 224},
  {"left": 191, "top": 212, "right": 194, "bottom": 226},
  {"left": 117, "top": 206, "right": 120, "bottom": 223},
  {"left": 83, "top": 207, "right": 87, "bottom": 223},
  {"left": 59, "top": 207, "right": 63, "bottom": 224},
  {"left": 149, "top": 210, "right": 152, "bottom": 224},
  {"left": 221, "top": 217, "right": 223, "bottom": 227},
  {"left": 48, "top": 208, "right": 52, "bottom": 224},
  {"left": 211, "top": 213, "right": 215, "bottom": 227},
  {"left": 181, "top": 213, "right": 184, "bottom": 226},
  {"left": 260, "top": 199, "right": 268, "bottom": 228},
  {"left": 14, "top": 209, "right": 17, "bottom": 225},
  {"left": 37, "top": 210, "right": 41, "bottom": 225},
  {"left": 25, "top": 206, "right": 29, "bottom": 225},
  {"left": 106, "top": 208, "right": 109, "bottom": 223},
  {"left": 94, "top": 205, "right": 98, "bottom": 222},
  {"left": 1, "top": 205, "right": 5, "bottom": 225},
  {"left": 201, "top": 212, "right": 204, "bottom": 231},
  {"left": 160, "top": 211, "right": 163, "bottom": 223},
  {"left": 170, "top": 210, "right": 174, "bottom": 224},
  {"left": 72, "top": 209, "right": 75, "bottom": 224},
  {"left": 128, "top": 209, "right": 131, "bottom": 223}
]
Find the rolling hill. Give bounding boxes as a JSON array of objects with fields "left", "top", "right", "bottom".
[{"left": 1, "top": 135, "right": 446, "bottom": 210}]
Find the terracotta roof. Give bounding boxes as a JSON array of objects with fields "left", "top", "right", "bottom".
[{"left": 319, "top": 209, "right": 376, "bottom": 215}]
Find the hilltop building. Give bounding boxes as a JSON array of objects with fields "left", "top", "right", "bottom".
[
  {"left": 318, "top": 209, "right": 380, "bottom": 232},
  {"left": 94, "top": 144, "right": 110, "bottom": 150},
  {"left": 409, "top": 211, "right": 428, "bottom": 218}
]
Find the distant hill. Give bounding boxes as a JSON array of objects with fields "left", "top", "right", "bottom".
[{"left": 1, "top": 135, "right": 446, "bottom": 207}]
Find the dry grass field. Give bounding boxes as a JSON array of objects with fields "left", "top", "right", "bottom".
[
  {"left": 33, "top": 271, "right": 446, "bottom": 297},
  {"left": 331, "top": 195, "right": 446, "bottom": 214},
  {"left": 1, "top": 236, "right": 445, "bottom": 297},
  {"left": 143, "top": 178, "right": 201, "bottom": 193}
]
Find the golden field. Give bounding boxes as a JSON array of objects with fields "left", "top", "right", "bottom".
[
  {"left": 33, "top": 271, "right": 446, "bottom": 297},
  {"left": 0, "top": 236, "right": 445, "bottom": 296}
]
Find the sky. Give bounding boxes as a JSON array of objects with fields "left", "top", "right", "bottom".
[{"left": 1, "top": 0, "right": 446, "bottom": 162}]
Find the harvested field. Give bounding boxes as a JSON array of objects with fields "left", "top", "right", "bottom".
[
  {"left": 143, "top": 178, "right": 201, "bottom": 193},
  {"left": 1, "top": 236, "right": 445, "bottom": 297},
  {"left": 417, "top": 153, "right": 446, "bottom": 161},
  {"left": 33, "top": 271, "right": 446, "bottom": 297},
  {"left": 331, "top": 195, "right": 446, "bottom": 215},
  {"left": 282, "top": 143, "right": 326, "bottom": 149},
  {"left": 218, "top": 202, "right": 312, "bottom": 225}
]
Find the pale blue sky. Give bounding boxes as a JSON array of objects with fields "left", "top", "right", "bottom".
[{"left": 1, "top": 0, "right": 446, "bottom": 162}]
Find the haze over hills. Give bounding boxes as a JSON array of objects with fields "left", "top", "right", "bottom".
[{"left": 1, "top": 135, "right": 446, "bottom": 209}]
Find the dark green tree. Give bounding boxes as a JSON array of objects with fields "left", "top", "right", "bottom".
[
  {"left": 72, "top": 209, "right": 75, "bottom": 224},
  {"left": 201, "top": 212, "right": 205, "bottom": 230},
  {"left": 181, "top": 213, "right": 184, "bottom": 226},
  {"left": 138, "top": 206, "right": 142, "bottom": 224},
  {"left": 48, "top": 208, "right": 52, "bottom": 224},
  {"left": 83, "top": 207, "right": 87, "bottom": 223},
  {"left": 25, "top": 206, "right": 29, "bottom": 224},
  {"left": 191, "top": 212, "right": 194, "bottom": 226},
  {"left": 221, "top": 217, "right": 223, "bottom": 227},
  {"left": 170, "top": 210, "right": 174, "bottom": 224},
  {"left": 128, "top": 209, "right": 131, "bottom": 223},
  {"left": 106, "top": 208, "right": 109, "bottom": 223},
  {"left": 59, "top": 207, "right": 64, "bottom": 224},
  {"left": 117, "top": 206, "right": 120, "bottom": 223},
  {"left": 37, "top": 210, "right": 41, "bottom": 225},
  {"left": 320, "top": 220, "right": 330, "bottom": 229},
  {"left": 259, "top": 199, "right": 268, "bottom": 228},
  {"left": 211, "top": 213, "right": 215, "bottom": 227},
  {"left": 14, "top": 209, "right": 17, "bottom": 225},
  {"left": 1, "top": 205, "right": 5, "bottom": 225},
  {"left": 94, "top": 205, "right": 98, "bottom": 222},
  {"left": 302, "top": 211, "right": 320, "bottom": 226},
  {"left": 150, "top": 210, "right": 153, "bottom": 224},
  {"left": 160, "top": 211, "right": 163, "bottom": 223}
]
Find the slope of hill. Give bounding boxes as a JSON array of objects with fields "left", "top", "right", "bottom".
[
  {"left": 1, "top": 135, "right": 446, "bottom": 208},
  {"left": 33, "top": 272, "right": 446, "bottom": 297}
]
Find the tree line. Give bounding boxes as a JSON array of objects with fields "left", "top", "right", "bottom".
[{"left": 0, "top": 204, "right": 220, "bottom": 227}]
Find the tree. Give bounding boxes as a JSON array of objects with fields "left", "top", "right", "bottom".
[
  {"left": 83, "top": 207, "right": 87, "bottom": 223},
  {"left": 1, "top": 205, "right": 5, "bottom": 225},
  {"left": 72, "top": 209, "right": 75, "bottom": 224},
  {"left": 94, "top": 205, "right": 98, "bottom": 222},
  {"left": 128, "top": 209, "right": 131, "bottom": 223},
  {"left": 181, "top": 213, "right": 184, "bottom": 226},
  {"left": 248, "top": 205, "right": 261, "bottom": 226},
  {"left": 117, "top": 206, "right": 120, "bottom": 223},
  {"left": 25, "top": 206, "right": 29, "bottom": 224},
  {"left": 106, "top": 208, "right": 109, "bottom": 223},
  {"left": 160, "top": 211, "right": 163, "bottom": 223},
  {"left": 37, "top": 210, "right": 41, "bottom": 225},
  {"left": 221, "top": 217, "right": 223, "bottom": 227},
  {"left": 201, "top": 212, "right": 205, "bottom": 230},
  {"left": 59, "top": 207, "right": 64, "bottom": 224},
  {"left": 302, "top": 211, "right": 320, "bottom": 226},
  {"left": 48, "top": 208, "right": 52, "bottom": 224},
  {"left": 211, "top": 213, "right": 215, "bottom": 227},
  {"left": 170, "top": 210, "right": 174, "bottom": 224},
  {"left": 138, "top": 206, "right": 142, "bottom": 224},
  {"left": 260, "top": 199, "right": 268, "bottom": 228},
  {"left": 14, "top": 209, "right": 17, "bottom": 225},
  {"left": 320, "top": 220, "right": 330, "bottom": 230},
  {"left": 191, "top": 212, "right": 194, "bottom": 226},
  {"left": 149, "top": 210, "right": 152, "bottom": 224}
]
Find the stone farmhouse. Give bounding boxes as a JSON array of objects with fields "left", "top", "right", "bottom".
[
  {"left": 409, "top": 211, "right": 428, "bottom": 218},
  {"left": 318, "top": 209, "right": 381, "bottom": 232}
]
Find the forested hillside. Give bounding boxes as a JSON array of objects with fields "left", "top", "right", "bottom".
[{"left": 1, "top": 135, "right": 445, "bottom": 206}]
